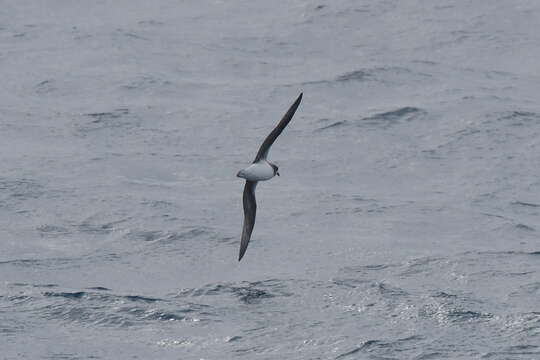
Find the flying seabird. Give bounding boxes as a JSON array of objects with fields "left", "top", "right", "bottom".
[{"left": 236, "top": 93, "right": 303, "bottom": 261}]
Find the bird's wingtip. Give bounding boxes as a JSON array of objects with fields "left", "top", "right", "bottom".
[
  {"left": 238, "top": 241, "right": 248, "bottom": 261},
  {"left": 294, "top": 92, "right": 303, "bottom": 105}
]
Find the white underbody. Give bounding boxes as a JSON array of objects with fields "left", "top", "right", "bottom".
[{"left": 237, "top": 161, "right": 275, "bottom": 181}]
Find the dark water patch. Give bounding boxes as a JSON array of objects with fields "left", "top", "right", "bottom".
[
  {"left": 351, "top": 195, "right": 379, "bottom": 202},
  {"left": 85, "top": 108, "right": 129, "bottom": 121},
  {"left": 335, "top": 66, "right": 431, "bottom": 85},
  {"left": 481, "top": 212, "right": 508, "bottom": 220},
  {"left": 335, "top": 70, "right": 373, "bottom": 82},
  {"left": 43, "top": 353, "right": 78, "bottom": 360},
  {"left": 44, "top": 291, "right": 86, "bottom": 299},
  {"left": 158, "top": 228, "right": 209, "bottom": 242},
  {"left": 138, "top": 20, "right": 164, "bottom": 26},
  {"left": 218, "top": 235, "right": 235, "bottom": 244},
  {"left": 123, "top": 295, "right": 163, "bottom": 303},
  {"left": 78, "top": 217, "right": 130, "bottom": 235},
  {"left": 33, "top": 289, "right": 207, "bottom": 327},
  {"left": 368, "top": 106, "right": 423, "bottom": 121},
  {"left": 234, "top": 287, "right": 274, "bottom": 304},
  {"left": 131, "top": 230, "right": 164, "bottom": 242},
  {"left": 508, "top": 271, "right": 535, "bottom": 276},
  {"left": 414, "top": 352, "right": 444, "bottom": 360},
  {"left": 477, "top": 250, "right": 536, "bottom": 257},
  {"left": 421, "top": 149, "right": 442, "bottom": 159},
  {"left": 305, "top": 66, "right": 430, "bottom": 87},
  {"left": 37, "top": 224, "right": 70, "bottom": 236},
  {"left": 516, "top": 282, "right": 540, "bottom": 295},
  {"left": 412, "top": 59, "right": 439, "bottom": 65},
  {"left": 1, "top": 324, "right": 24, "bottom": 336},
  {"left": 432, "top": 291, "right": 457, "bottom": 299},
  {"left": 77, "top": 109, "right": 133, "bottom": 133},
  {"left": 43, "top": 290, "right": 164, "bottom": 303},
  {"left": 420, "top": 292, "right": 493, "bottom": 324},
  {"left": 0, "top": 259, "right": 37, "bottom": 267},
  {"left": 87, "top": 287, "right": 110, "bottom": 291},
  {"left": 140, "top": 199, "right": 176, "bottom": 209},
  {"left": 481, "top": 250, "right": 540, "bottom": 257},
  {"left": 482, "top": 344, "right": 540, "bottom": 358},
  {"left": 34, "top": 79, "right": 56, "bottom": 94},
  {"left": 339, "top": 263, "right": 398, "bottom": 282},
  {"left": 300, "top": 78, "right": 333, "bottom": 86},
  {"left": 10, "top": 282, "right": 58, "bottom": 288},
  {"left": 181, "top": 283, "right": 227, "bottom": 297},
  {"left": 400, "top": 256, "right": 445, "bottom": 277},
  {"left": 346, "top": 263, "right": 396, "bottom": 272},
  {"left": 374, "top": 282, "right": 408, "bottom": 297},
  {"left": 0, "top": 257, "right": 76, "bottom": 269},
  {"left": 0, "top": 177, "right": 45, "bottom": 201},
  {"left": 121, "top": 75, "right": 173, "bottom": 91},
  {"left": 114, "top": 28, "right": 148, "bottom": 41},
  {"left": 127, "top": 227, "right": 213, "bottom": 245},
  {"left": 233, "top": 345, "right": 266, "bottom": 354},
  {"left": 511, "top": 201, "right": 540, "bottom": 208},
  {"left": 119, "top": 307, "right": 186, "bottom": 322},
  {"left": 515, "top": 223, "right": 535, "bottom": 231},
  {"left": 361, "top": 107, "right": 426, "bottom": 129},
  {"left": 143, "top": 311, "right": 185, "bottom": 322},
  {"left": 315, "top": 120, "right": 349, "bottom": 131},
  {"left": 451, "top": 127, "right": 481, "bottom": 141},
  {"left": 92, "top": 252, "right": 121, "bottom": 263},
  {"left": 330, "top": 277, "right": 370, "bottom": 289},
  {"left": 33, "top": 283, "right": 59, "bottom": 288},
  {"left": 363, "top": 264, "right": 391, "bottom": 271},
  {"left": 335, "top": 340, "right": 382, "bottom": 359},
  {"left": 41, "top": 303, "right": 124, "bottom": 326},
  {"left": 336, "top": 336, "right": 422, "bottom": 359},
  {"left": 507, "top": 345, "right": 539, "bottom": 351},
  {"left": 499, "top": 111, "right": 540, "bottom": 126},
  {"left": 353, "top": 204, "right": 394, "bottom": 215},
  {"left": 6, "top": 295, "right": 33, "bottom": 304},
  {"left": 178, "top": 279, "right": 292, "bottom": 304},
  {"left": 447, "top": 310, "right": 493, "bottom": 322},
  {"left": 218, "top": 284, "right": 275, "bottom": 304},
  {"left": 78, "top": 221, "right": 117, "bottom": 234}
]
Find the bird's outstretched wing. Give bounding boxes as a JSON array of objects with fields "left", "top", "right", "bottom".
[
  {"left": 239, "top": 181, "right": 257, "bottom": 261},
  {"left": 253, "top": 93, "right": 303, "bottom": 162}
]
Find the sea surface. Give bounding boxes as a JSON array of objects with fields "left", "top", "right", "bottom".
[{"left": 1, "top": 1, "right": 540, "bottom": 359}]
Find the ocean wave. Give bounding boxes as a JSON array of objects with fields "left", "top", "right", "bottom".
[
  {"left": 177, "top": 279, "right": 292, "bottom": 304},
  {"left": 1, "top": 288, "right": 212, "bottom": 328}
]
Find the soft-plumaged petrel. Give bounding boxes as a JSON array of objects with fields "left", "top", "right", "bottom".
[{"left": 236, "top": 93, "right": 303, "bottom": 261}]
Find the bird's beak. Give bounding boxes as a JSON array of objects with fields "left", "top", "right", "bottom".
[{"left": 276, "top": 172, "right": 280, "bottom": 176}]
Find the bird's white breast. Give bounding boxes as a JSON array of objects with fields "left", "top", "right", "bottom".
[{"left": 237, "top": 161, "right": 275, "bottom": 181}]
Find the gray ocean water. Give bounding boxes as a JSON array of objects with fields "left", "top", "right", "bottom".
[{"left": 1, "top": 1, "right": 540, "bottom": 359}]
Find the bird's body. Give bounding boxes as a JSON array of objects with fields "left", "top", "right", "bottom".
[
  {"left": 236, "top": 93, "right": 303, "bottom": 261},
  {"left": 237, "top": 160, "right": 276, "bottom": 182}
]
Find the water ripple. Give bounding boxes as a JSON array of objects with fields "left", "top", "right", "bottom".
[{"left": 178, "top": 279, "right": 292, "bottom": 304}]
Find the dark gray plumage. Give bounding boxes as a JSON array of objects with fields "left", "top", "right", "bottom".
[
  {"left": 239, "top": 181, "right": 257, "bottom": 261},
  {"left": 253, "top": 93, "right": 303, "bottom": 162}
]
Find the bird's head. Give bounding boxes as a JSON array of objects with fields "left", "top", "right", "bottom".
[{"left": 270, "top": 163, "right": 279, "bottom": 176}]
